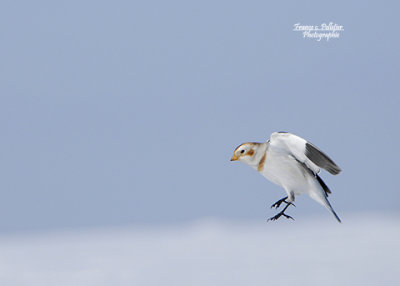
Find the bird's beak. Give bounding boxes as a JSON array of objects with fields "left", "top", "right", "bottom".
[{"left": 231, "top": 155, "right": 239, "bottom": 161}]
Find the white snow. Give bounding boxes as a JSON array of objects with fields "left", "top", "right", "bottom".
[{"left": 0, "top": 213, "right": 399, "bottom": 286}]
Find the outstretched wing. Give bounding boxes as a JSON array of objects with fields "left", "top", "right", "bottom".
[{"left": 269, "top": 132, "right": 341, "bottom": 175}]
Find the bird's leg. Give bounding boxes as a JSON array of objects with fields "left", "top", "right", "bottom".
[
  {"left": 268, "top": 202, "right": 294, "bottom": 221},
  {"left": 270, "top": 196, "right": 296, "bottom": 209}
]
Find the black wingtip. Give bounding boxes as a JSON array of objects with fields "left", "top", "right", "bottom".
[{"left": 305, "top": 142, "right": 342, "bottom": 175}]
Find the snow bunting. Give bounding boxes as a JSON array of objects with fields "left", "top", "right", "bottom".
[{"left": 231, "top": 132, "right": 341, "bottom": 222}]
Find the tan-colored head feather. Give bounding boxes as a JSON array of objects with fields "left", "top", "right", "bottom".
[
  {"left": 231, "top": 142, "right": 259, "bottom": 161},
  {"left": 257, "top": 152, "right": 267, "bottom": 172},
  {"left": 246, "top": 149, "right": 255, "bottom": 156},
  {"left": 233, "top": 142, "right": 256, "bottom": 153}
]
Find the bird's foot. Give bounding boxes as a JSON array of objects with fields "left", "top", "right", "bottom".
[
  {"left": 270, "top": 197, "right": 296, "bottom": 209},
  {"left": 270, "top": 197, "right": 287, "bottom": 209},
  {"left": 267, "top": 211, "right": 294, "bottom": 222}
]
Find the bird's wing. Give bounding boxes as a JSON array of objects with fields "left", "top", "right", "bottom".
[{"left": 269, "top": 132, "right": 341, "bottom": 175}]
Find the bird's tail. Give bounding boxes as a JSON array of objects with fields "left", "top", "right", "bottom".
[
  {"left": 321, "top": 195, "right": 341, "bottom": 223},
  {"left": 309, "top": 178, "right": 341, "bottom": 223}
]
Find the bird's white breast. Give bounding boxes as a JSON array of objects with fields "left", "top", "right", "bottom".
[{"left": 258, "top": 144, "right": 312, "bottom": 195}]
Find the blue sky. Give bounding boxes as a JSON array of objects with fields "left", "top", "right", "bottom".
[{"left": 0, "top": 0, "right": 399, "bottom": 232}]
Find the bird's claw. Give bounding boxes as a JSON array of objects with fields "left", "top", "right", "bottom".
[
  {"left": 267, "top": 211, "right": 294, "bottom": 222},
  {"left": 270, "top": 201, "right": 282, "bottom": 209},
  {"left": 270, "top": 198, "right": 286, "bottom": 209},
  {"left": 267, "top": 215, "right": 278, "bottom": 222},
  {"left": 268, "top": 196, "right": 295, "bottom": 222},
  {"left": 270, "top": 200, "right": 295, "bottom": 209}
]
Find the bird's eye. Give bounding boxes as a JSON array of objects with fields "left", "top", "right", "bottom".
[{"left": 240, "top": 150, "right": 245, "bottom": 154}]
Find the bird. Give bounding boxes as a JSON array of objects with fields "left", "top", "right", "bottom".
[{"left": 231, "top": 132, "right": 342, "bottom": 222}]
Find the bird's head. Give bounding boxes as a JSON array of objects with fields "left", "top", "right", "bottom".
[{"left": 231, "top": 143, "right": 257, "bottom": 163}]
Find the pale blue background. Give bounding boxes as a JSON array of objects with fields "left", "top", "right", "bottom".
[{"left": 0, "top": 0, "right": 399, "bottom": 232}]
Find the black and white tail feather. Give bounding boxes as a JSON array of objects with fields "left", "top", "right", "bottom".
[
  {"left": 316, "top": 175, "right": 341, "bottom": 222},
  {"left": 295, "top": 155, "right": 342, "bottom": 223}
]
